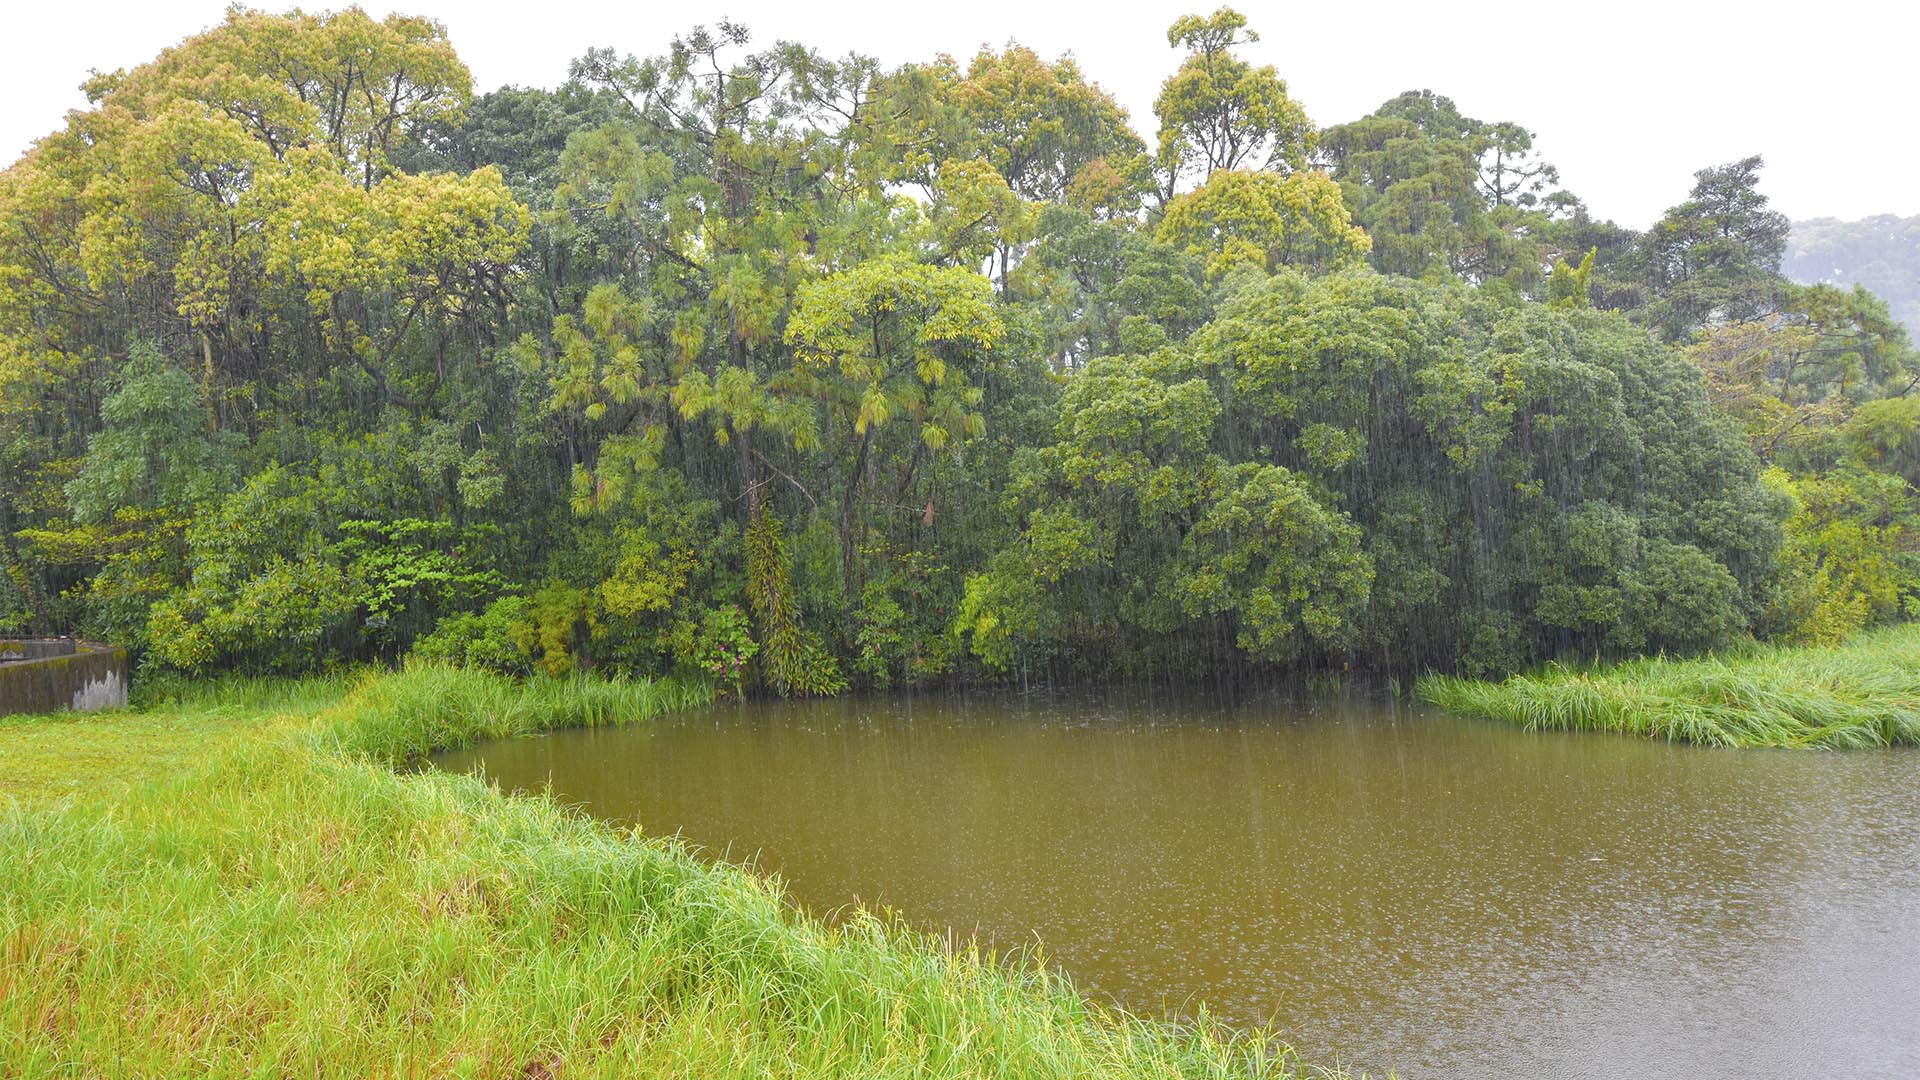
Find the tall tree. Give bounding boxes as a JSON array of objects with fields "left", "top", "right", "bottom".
[
  {"left": 1637, "top": 155, "right": 1791, "bottom": 342},
  {"left": 564, "top": 23, "right": 882, "bottom": 516},
  {"left": 1319, "top": 90, "right": 1576, "bottom": 291},
  {"left": 935, "top": 45, "right": 1144, "bottom": 205},
  {"left": 1152, "top": 8, "right": 1313, "bottom": 201},
  {"left": 892, "top": 45, "right": 1147, "bottom": 295}
]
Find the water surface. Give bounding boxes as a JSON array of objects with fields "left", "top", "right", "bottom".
[{"left": 435, "top": 690, "right": 1920, "bottom": 1079}]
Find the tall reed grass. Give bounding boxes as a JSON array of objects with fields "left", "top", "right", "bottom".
[
  {"left": 1, "top": 664, "right": 1340, "bottom": 1078},
  {"left": 1419, "top": 623, "right": 1920, "bottom": 747},
  {"left": 131, "top": 667, "right": 359, "bottom": 717},
  {"left": 323, "top": 661, "right": 715, "bottom": 765}
]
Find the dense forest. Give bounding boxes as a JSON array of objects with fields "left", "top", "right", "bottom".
[{"left": 2, "top": 6, "right": 1916, "bottom": 690}]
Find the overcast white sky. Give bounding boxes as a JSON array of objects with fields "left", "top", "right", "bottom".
[{"left": 4, "top": 1, "right": 1912, "bottom": 228}]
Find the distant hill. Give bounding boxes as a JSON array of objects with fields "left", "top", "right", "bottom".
[{"left": 1786, "top": 215, "right": 1920, "bottom": 338}]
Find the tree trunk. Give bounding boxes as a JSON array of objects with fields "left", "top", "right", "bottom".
[{"left": 840, "top": 425, "right": 875, "bottom": 590}]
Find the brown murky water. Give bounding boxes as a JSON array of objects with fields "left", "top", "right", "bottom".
[{"left": 434, "top": 689, "right": 1920, "bottom": 1079}]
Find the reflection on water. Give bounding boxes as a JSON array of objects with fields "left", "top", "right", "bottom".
[{"left": 435, "top": 689, "right": 1920, "bottom": 1079}]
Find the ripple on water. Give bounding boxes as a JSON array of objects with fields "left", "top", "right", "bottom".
[{"left": 435, "top": 690, "right": 1920, "bottom": 1080}]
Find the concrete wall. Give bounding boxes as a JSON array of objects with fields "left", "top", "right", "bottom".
[{"left": 0, "top": 639, "right": 129, "bottom": 716}]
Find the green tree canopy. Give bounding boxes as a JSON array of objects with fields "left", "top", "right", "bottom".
[{"left": 1152, "top": 8, "right": 1314, "bottom": 201}]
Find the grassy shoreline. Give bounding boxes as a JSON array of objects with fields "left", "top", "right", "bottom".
[
  {"left": 1, "top": 664, "right": 1335, "bottom": 1079},
  {"left": 1419, "top": 623, "right": 1920, "bottom": 748}
]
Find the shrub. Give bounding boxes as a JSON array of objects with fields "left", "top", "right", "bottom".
[{"left": 409, "top": 595, "right": 535, "bottom": 674}]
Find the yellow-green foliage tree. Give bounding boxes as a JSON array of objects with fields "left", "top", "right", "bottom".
[
  {"left": 0, "top": 8, "right": 527, "bottom": 657},
  {"left": 1156, "top": 169, "right": 1370, "bottom": 277},
  {"left": 939, "top": 45, "right": 1145, "bottom": 206},
  {"left": 1152, "top": 7, "right": 1314, "bottom": 200}
]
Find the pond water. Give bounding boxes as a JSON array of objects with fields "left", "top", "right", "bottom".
[{"left": 434, "top": 690, "right": 1920, "bottom": 1079}]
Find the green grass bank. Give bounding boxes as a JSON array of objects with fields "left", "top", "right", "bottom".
[
  {"left": 1419, "top": 623, "right": 1920, "bottom": 748},
  {"left": 1, "top": 664, "right": 1337, "bottom": 1079}
]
